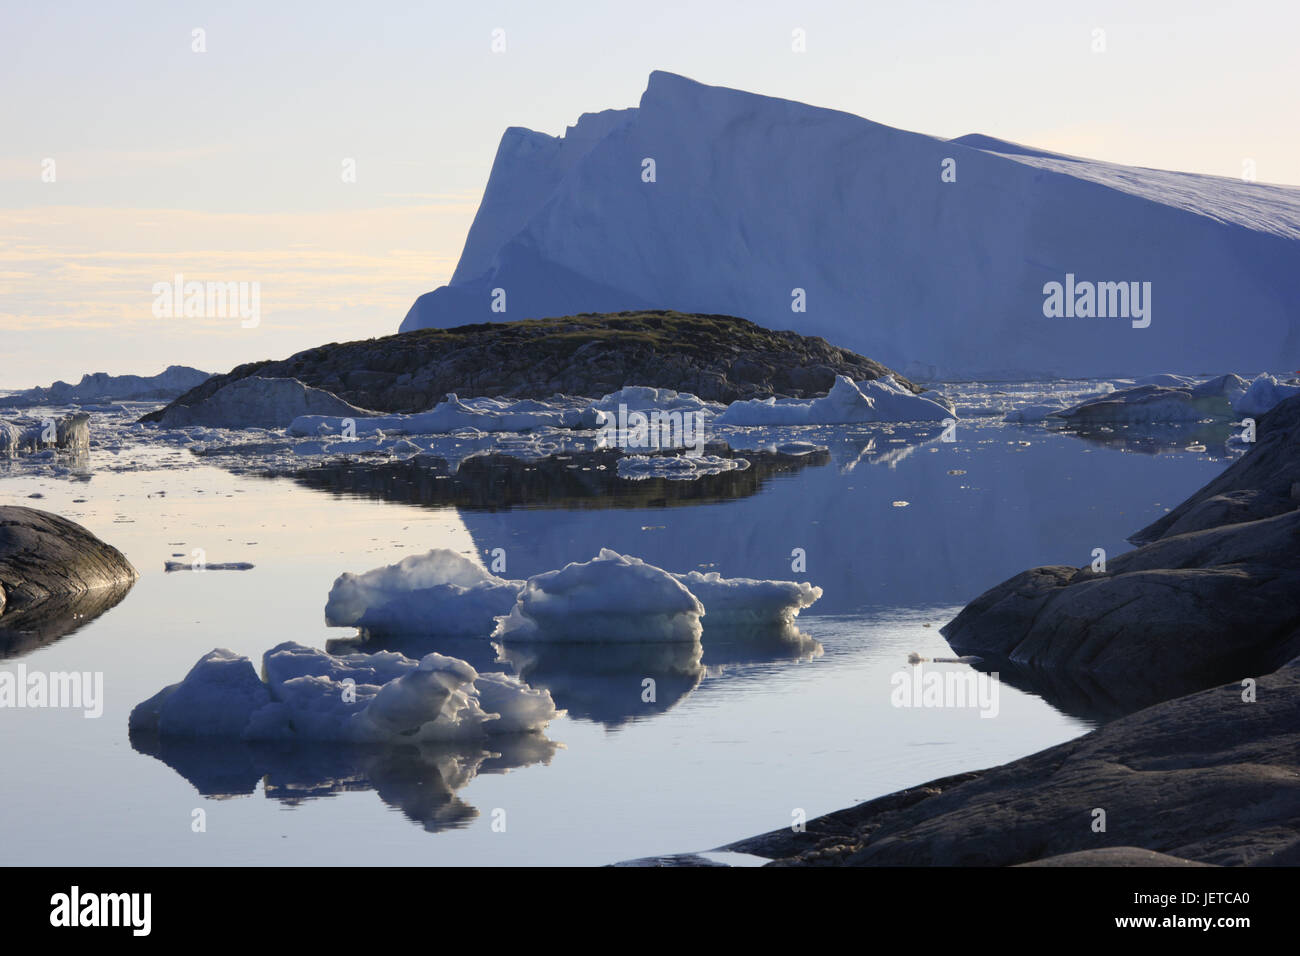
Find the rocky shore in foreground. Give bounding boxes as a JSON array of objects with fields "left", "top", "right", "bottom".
[
  {"left": 141, "top": 311, "right": 919, "bottom": 422},
  {"left": 675, "top": 394, "right": 1300, "bottom": 867}
]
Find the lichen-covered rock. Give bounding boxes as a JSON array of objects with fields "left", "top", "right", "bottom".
[{"left": 0, "top": 506, "right": 138, "bottom": 616}]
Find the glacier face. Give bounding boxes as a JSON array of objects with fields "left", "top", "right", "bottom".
[{"left": 403, "top": 71, "right": 1300, "bottom": 380}]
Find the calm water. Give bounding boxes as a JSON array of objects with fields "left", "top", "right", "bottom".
[{"left": 0, "top": 414, "right": 1230, "bottom": 865}]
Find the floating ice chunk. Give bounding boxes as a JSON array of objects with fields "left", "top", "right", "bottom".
[
  {"left": 616, "top": 454, "right": 748, "bottom": 480},
  {"left": 1129, "top": 373, "right": 1201, "bottom": 389},
  {"left": 1055, "top": 374, "right": 1250, "bottom": 424},
  {"left": 1232, "top": 374, "right": 1300, "bottom": 418},
  {"left": 715, "top": 376, "right": 954, "bottom": 425},
  {"left": 129, "top": 642, "right": 559, "bottom": 743},
  {"left": 493, "top": 549, "right": 705, "bottom": 643},
  {"left": 325, "top": 549, "right": 522, "bottom": 635},
  {"left": 163, "top": 560, "right": 254, "bottom": 572},
  {"left": 670, "top": 571, "right": 821, "bottom": 632},
  {"left": 579, "top": 386, "right": 720, "bottom": 429},
  {"left": 290, "top": 393, "right": 584, "bottom": 438}
]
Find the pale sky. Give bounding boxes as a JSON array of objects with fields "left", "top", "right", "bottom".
[{"left": 3, "top": 0, "right": 1297, "bottom": 388}]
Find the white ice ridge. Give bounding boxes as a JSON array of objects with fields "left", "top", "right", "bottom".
[
  {"left": 290, "top": 393, "right": 590, "bottom": 437},
  {"left": 616, "top": 454, "right": 748, "bottom": 480},
  {"left": 1052, "top": 372, "right": 1300, "bottom": 424},
  {"left": 325, "top": 549, "right": 522, "bottom": 635},
  {"left": 669, "top": 571, "right": 823, "bottom": 631},
  {"left": 401, "top": 70, "right": 1300, "bottom": 379},
  {"left": 325, "top": 548, "right": 823, "bottom": 643},
  {"left": 715, "top": 375, "right": 954, "bottom": 426},
  {"left": 128, "top": 642, "right": 559, "bottom": 742}
]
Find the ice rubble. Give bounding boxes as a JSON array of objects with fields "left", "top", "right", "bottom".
[
  {"left": 128, "top": 642, "right": 559, "bottom": 742},
  {"left": 715, "top": 375, "right": 954, "bottom": 426},
  {"left": 290, "top": 393, "right": 589, "bottom": 438},
  {"left": 325, "top": 550, "right": 522, "bottom": 635},
  {"left": 326, "top": 548, "right": 823, "bottom": 643},
  {"left": 615, "top": 454, "right": 748, "bottom": 480}
]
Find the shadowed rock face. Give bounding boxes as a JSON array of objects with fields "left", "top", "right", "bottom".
[
  {"left": 141, "top": 311, "right": 919, "bottom": 421},
  {"left": 726, "top": 660, "right": 1300, "bottom": 867},
  {"left": 939, "top": 393, "right": 1300, "bottom": 705},
  {"left": 0, "top": 507, "right": 138, "bottom": 651}
]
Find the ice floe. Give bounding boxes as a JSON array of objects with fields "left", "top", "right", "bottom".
[
  {"left": 715, "top": 376, "right": 954, "bottom": 426},
  {"left": 616, "top": 454, "right": 748, "bottom": 481},
  {"left": 1055, "top": 374, "right": 1250, "bottom": 424},
  {"left": 129, "top": 642, "right": 559, "bottom": 743},
  {"left": 325, "top": 550, "right": 522, "bottom": 635}
]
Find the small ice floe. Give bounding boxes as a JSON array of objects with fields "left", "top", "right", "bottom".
[
  {"left": 616, "top": 454, "right": 748, "bottom": 481},
  {"left": 493, "top": 550, "right": 706, "bottom": 643},
  {"left": 325, "top": 549, "right": 522, "bottom": 635},
  {"left": 1002, "top": 403, "right": 1065, "bottom": 423},
  {"left": 715, "top": 375, "right": 954, "bottom": 425},
  {"left": 128, "top": 642, "right": 559, "bottom": 743},
  {"left": 892, "top": 500, "right": 910, "bottom": 507},
  {"left": 907, "top": 652, "right": 983, "bottom": 665},
  {"left": 163, "top": 560, "right": 254, "bottom": 572}
]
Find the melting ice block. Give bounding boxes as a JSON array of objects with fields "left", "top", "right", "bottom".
[
  {"left": 325, "top": 550, "right": 522, "bottom": 635},
  {"left": 129, "top": 642, "right": 559, "bottom": 743}
]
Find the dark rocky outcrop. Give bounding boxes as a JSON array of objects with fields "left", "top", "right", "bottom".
[
  {"left": 141, "top": 311, "right": 919, "bottom": 422},
  {"left": 0, "top": 507, "right": 138, "bottom": 652},
  {"left": 939, "top": 393, "right": 1300, "bottom": 705},
  {"left": 725, "top": 660, "right": 1300, "bottom": 866}
]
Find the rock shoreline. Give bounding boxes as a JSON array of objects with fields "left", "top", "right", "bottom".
[{"left": 141, "top": 311, "right": 920, "bottom": 422}]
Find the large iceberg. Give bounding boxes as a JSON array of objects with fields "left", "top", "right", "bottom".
[
  {"left": 1054, "top": 374, "right": 1249, "bottom": 424},
  {"left": 128, "top": 642, "right": 559, "bottom": 743},
  {"left": 715, "top": 375, "right": 953, "bottom": 425},
  {"left": 401, "top": 71, "right": 1300, "bottom": 380}
]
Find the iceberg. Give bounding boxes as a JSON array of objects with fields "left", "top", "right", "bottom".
[
  {"left": 715, "top": 375, "right": 953, "bottom": 426},
  {"left": 128, "top": 642, "right": 559, "bottom": 743},
  {"left": 401, "top": 71, "right": 1300, "bottom": 380},
  {"left": 7, "top": 365, "right": 210, "bottom": 406},
  {"left": 290, "top": 393, "right": 588, "bottom": 438},
  {"left": 1233, "top": 374, "right": 1300, "bottom": 418},
  {"left": 492, "top": 549, "right": 705, "bottom": 643},
  {"left": 1055, "top": 374, "right": 1250, "bottom": 424},
  {"left": 325, "top": 549, "right": 522, "bottom": 635}
]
